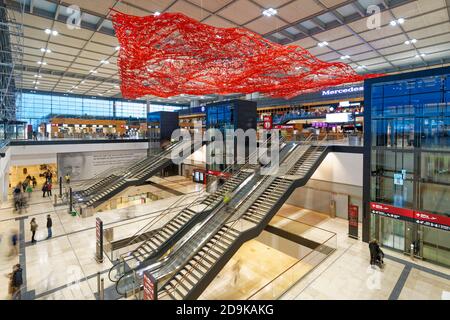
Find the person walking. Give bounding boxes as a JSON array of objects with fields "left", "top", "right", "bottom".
[
  {"left": 11, "top": 264, "right": 23, "bottom": 300},
  {"left": 232, "top": 259, "right": 241, "bottom": 286},
  {"left": 64, "top": 173, "right": 71, "bottom": 185},
  {"left": 42, "top": 182, "right": 48, "bottom": 198},
  {"left": 8, "top": 229, "right": 18, "bottom": 257},
  {"left": 30, "top": 218, "right": 38, "bottom": 244},
  {"left": 32, "top": 176, "right": 37, "bottom": 188},
  {"left": 46, "top": 215, "right": 53, "bottom": 239},
  {"left": 13, "top": 184, "right": 21, "bottom": 211},
  {"left": 26, "top": 183, "right": 33, "bottom": 199}
]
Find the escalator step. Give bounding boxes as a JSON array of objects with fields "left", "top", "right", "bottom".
[
  {"left": 180, "top": 268, "right": 200, "bottom": 282},
  {"left": 175, "top": 272, "right": 195, "bottom": 288}
]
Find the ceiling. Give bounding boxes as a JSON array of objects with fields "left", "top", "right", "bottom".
[{"left": 5, "top": 0, "right": 450, "bottom": 104}]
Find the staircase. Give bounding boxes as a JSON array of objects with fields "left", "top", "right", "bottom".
[
  {"left": 156, "top": 142, "right": 330, "bottom": 300},
  {"left": 111, "top": 163, "right": 259, "bottom": 294},
  {"left": 73, "top": 141, "right": 197, "bottom": 209}
]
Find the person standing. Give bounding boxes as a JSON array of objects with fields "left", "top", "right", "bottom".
[
  {"left": 46, "top": 215, "right": 53, "bottom": 239},
  {"left": 30, "top": 218, "right": 38, "bottom": 244},
  {"left": 46, "top": 182, "right": 52, "bottom": 197},
  {"left": 42, "top": 182, "right": 48, "bottom": 198}
]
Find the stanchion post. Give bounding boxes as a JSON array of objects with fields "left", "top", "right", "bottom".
[
  {"left": 59, "top": 177, "right": 62, "bottom": 198},
  {"left": 100, "top": 278, "right": 105, "bottom": 300},
  {"left": 97, "top": 272, "right": 101, "bottom": 299},
  {"left": 69, "top": 187, "right": 73, "bottom": 213}
]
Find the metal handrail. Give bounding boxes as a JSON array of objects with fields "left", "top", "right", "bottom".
[
  {"left": 159, "top": 135, "right": 326, "bottom": 299},
  {"left": 158, "top": 137, "right": 294, "bottom": 299},
  {"left": 116, "top": 136, "right": 274, "bottom": 263}
]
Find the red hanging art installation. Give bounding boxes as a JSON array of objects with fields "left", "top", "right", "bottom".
[{"left": 111, "top": 11, "right": 379, "bottom": 99}]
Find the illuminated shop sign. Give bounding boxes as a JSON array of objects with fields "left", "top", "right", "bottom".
[
  {"left": 325, "top": 113, "right": 353, "bottom": 123},
  {"left": 321, "top": 86, "right": 364, "bottom": 96}
]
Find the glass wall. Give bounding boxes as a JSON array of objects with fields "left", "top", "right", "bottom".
[
  {"left": 17, "top": 91, "right": 184, "bottom": 129},
  {"left": 369, "top": 72, "right": 450, "bottom": 266}
]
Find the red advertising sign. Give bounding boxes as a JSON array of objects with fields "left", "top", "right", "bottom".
[
  {"left": 143, "top": 271, "right": 157, "bottom": 300},
  {"left": 413, "top": 211, "right": 450, "bottom": 231},
  {"left": 348, "top": 204, "right": 359, "bottom": 239},
  {"left": 370, "top": 202, "right": 450, "bottom": 231},
  {"left": 370, "top": 202, "right": 414, "bottom": 220},
  {"left": 207, "top": 170, "right": 232, "bottom": 178},
  {"left": 263, "top": 115, "right": 273, "bottom": 130}
]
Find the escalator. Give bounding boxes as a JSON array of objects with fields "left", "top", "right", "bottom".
[
  {"left": 111, "top": 138, "right": 278, "bottom": 296},
  {"left": 73, "top": 140, "right": 199, "bottom": 209},
  {"left": 154, "top": 139, "right": 330, "bottom": 300}
]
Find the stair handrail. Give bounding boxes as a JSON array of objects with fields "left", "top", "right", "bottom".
[
  {"left": 159, "top": 134, "right": 325, "bottom": 298},
  {"left": 158, "top": 138, "right": 298, "bottom": 299},
  {"left": 118, "top": 135, "right": 275, "bottom": 260}
]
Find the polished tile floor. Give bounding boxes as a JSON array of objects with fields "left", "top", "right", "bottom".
[{"left": 0, "top": 185, "right": 449, "bottom": 300}]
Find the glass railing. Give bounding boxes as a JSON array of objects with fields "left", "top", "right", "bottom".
[{"left": 247, "top": 218, "right": 337, "bottom": 300}]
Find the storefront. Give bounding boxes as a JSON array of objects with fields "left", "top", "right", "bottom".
[{"left": 364, "top": 67, "right": 450, "bottom": 267}]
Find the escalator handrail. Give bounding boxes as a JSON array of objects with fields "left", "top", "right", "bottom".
[
  {"left": 121, "top": 135, "right": 274, "bottom": 252},
  {"left": 113, "top": 136, "right": 280, "bottom": 294},
  {"left": 158, "top": 137, "right": 319, "bottom": 299},
  {"left": 157, "top": 140, "right": 293, "bottom": 298}
]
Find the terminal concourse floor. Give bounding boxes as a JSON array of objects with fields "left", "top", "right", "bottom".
[{"left": 0, "top": 195, "right": 449, "bottom": 300}]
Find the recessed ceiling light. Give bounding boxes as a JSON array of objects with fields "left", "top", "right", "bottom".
[
  {"left": 81, "top": 81, "right": 86, "bottom": 84},
  {"left": 357, "top": 65, "right": 366, "bottom": 70},
  {"left": 34, "top": 86, "right": 38, "bottom": 89},
  {"left": 154, "top": 11, "right": 161, "bottom": 16},
  {"left": 34, "top": 74, "right": 42, "bottom": 78},
  {"left": 318, "top": 41, "right": 329, "bottom": 47},
  {"left": 115, "top": 46, "right": 120, "bottom": 51},
  {"left": 100, "top": 60, "right": 109, "bottom": 64},
  {"left": 37, "top": 61, "right": 47, "bottom": 65},
  {"left": 33, "top": 81, "right": 39, "bottom": 84},
  {"left": 45, "top": 29, "right": 58, "bottom": 36},
  {"left": 262, "top": 8, "right": 277, "bottom": 17},
  {"left": 390, "top": 18, "right": 405, "bottom": 27},
  {"left": 40, "top": 48, "right": 51, "bottom": 53},
  {"left": 340, "top": 55, "right": 350, "bottom": 60},
  {"left": 90, "top": 70, "right": 98, "bottom": 74},
  {"left": 405, "top": 39, "right": 417, "bottom": 45},
  {"left": 415, "top": 53, "right": 426, "bottom": 58}
]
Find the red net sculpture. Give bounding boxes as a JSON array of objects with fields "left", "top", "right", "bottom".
[{"left": 112, "top": 11, "right": 379, "bottom": 99}]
